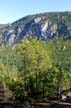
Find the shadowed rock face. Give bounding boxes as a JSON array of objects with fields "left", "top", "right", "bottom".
[{"left": 0, "top": 12, "right": 71, "bottom": 46}]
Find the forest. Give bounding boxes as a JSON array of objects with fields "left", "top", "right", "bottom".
[{"left": 0, "top": 36, "right": 71, "bottom": 104}]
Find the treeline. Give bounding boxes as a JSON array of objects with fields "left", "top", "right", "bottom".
[{"left": 0, "top": 37, "right": 71, "bottom": 102}]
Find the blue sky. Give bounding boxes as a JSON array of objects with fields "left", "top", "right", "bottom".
[{"left": 0, "top": 0, "right": 71, "bottom": 23}]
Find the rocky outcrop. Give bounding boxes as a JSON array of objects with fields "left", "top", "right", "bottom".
[{"left": 0, "top": 12, "right": 71, "bottom": 46}]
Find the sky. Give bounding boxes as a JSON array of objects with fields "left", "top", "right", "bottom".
[{"left": 0, "top": 0, "right": 71, "bottom": 23}]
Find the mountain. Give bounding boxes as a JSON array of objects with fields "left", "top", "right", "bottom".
[{"left": 0, "top": 11, "right": 71, "bottom": 46}]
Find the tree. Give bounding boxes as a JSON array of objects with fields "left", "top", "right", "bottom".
[{"left": 15, "top": 37, "right": 52, "bottom": 98}]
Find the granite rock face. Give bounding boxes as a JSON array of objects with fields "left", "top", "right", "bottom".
[{"left": 0, "top": 12, "right": 71, "bottom": 46}]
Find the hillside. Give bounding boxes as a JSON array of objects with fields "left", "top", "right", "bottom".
[
  {"left": 0, "top": 12, "right": 71, "bottom": 46},
  {"left": 0, "top": 12, "right": 71, "bottom": 104}
]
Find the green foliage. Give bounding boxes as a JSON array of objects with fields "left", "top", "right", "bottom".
[
  {"left": 42, "top": 38, "right": 71, "bottom": 94},
  {"left": 15, "top": 37, "right": 51, "bottom": 98},
  {"left": 0, "top": 36, "right": 71, "bottom": 102}
]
